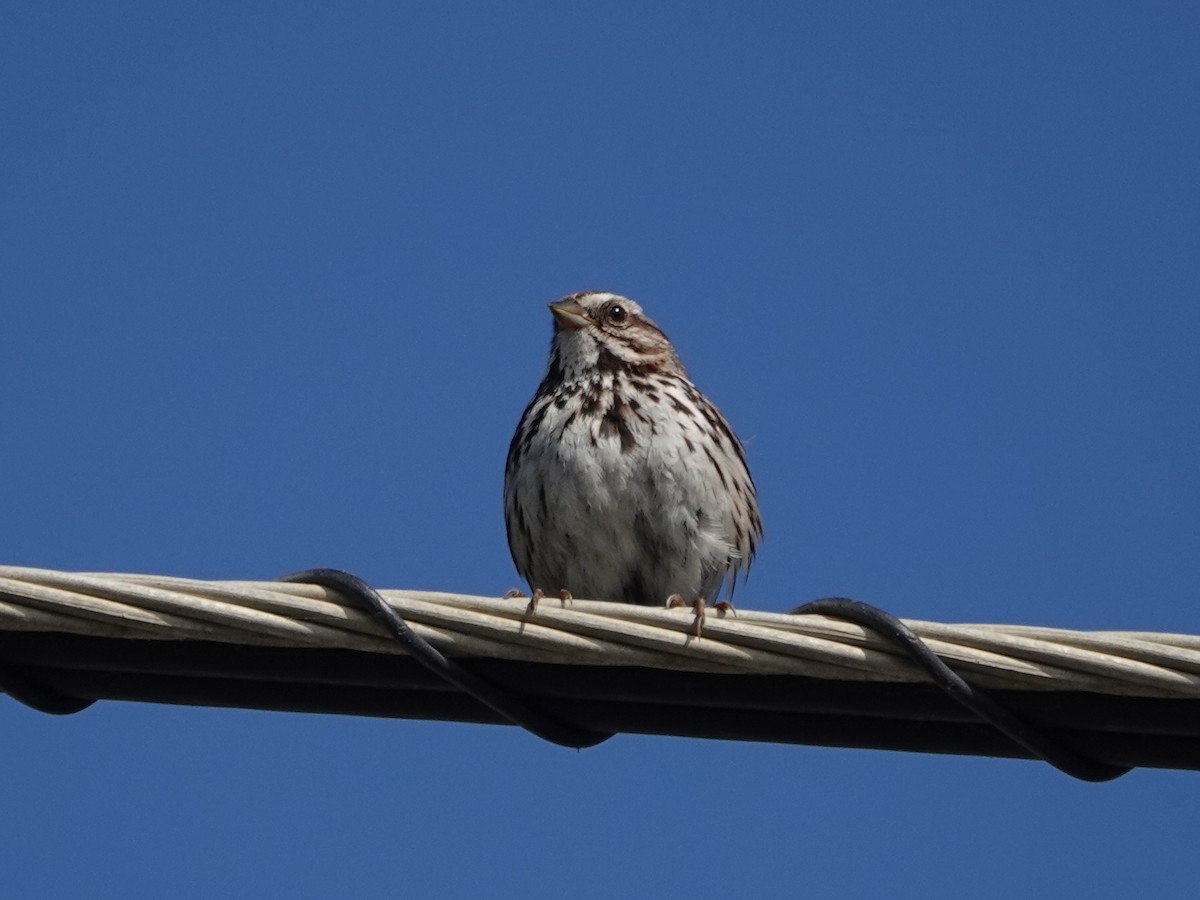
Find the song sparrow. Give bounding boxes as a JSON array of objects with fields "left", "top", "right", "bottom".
[{"left": 504, "top": 291, "right": 762, "bottom": 616}]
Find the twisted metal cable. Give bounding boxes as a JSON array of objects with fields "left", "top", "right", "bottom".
[{"left": 0, "top": 565, "right": 1197, "bottom": 699}]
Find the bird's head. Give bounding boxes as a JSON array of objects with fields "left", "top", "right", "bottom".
[{"left": 547, "top": 291, "right": 684, "bottom": 379}]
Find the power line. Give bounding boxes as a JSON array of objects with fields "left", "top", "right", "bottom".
[{"left": 1, "top": 566, "right": 1197, "bottom": 777}]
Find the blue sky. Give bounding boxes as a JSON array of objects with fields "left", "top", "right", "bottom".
[{"left": 3, "top": 2, "right": 1199, "bottom": 896}]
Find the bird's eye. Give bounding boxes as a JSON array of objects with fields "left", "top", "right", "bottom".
[{"left": 608, "top": 305, "right": 627, "bottom": 325}]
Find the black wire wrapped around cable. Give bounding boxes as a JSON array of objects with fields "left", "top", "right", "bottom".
[
  {"left": 789, "top": 597, "right": 1132, "bottom": 782},
  {"left": 281, "top": 568, "right": 613, "bottom": 749},
  {"left": 0, "top": 662, "right": 95, "bottom": 714}
]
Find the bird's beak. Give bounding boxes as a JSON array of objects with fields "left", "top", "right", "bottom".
[{"left": 548, "top": 300, "right": 589, "bottom": 331}]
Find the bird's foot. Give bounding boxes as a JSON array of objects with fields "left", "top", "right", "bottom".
[
  {"left": 666, "top": 594, "right": 708, "bottom": 637},
  {"left": 525, "top": 588, "right": 546, "bottom": 616},
  {"left": 510, "top": 588, "right": 573, "bottom": 616}
]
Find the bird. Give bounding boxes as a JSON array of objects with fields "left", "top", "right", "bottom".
[{"left": 503, "top": 291, "right": 761, "bottom": 630}]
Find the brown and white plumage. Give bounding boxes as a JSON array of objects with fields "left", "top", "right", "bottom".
[{"left": 504, "top": 291, "right": 762, "bottom": 606}]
